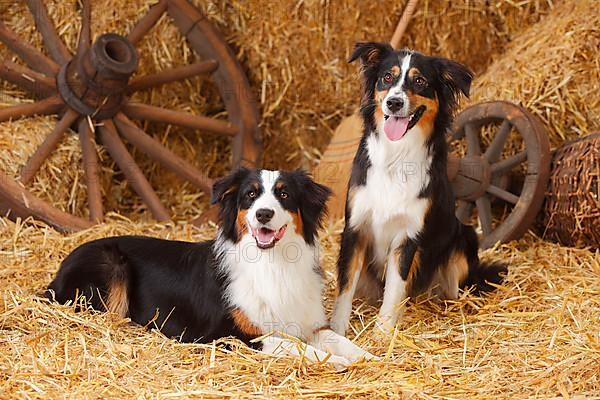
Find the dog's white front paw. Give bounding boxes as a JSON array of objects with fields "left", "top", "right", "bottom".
[
  {"left": 359, "top": 349, "right": 381, "bottom": 362},
  {"left": 373, "top": 312, "right": 399, "bottom": 337},
  {"left": 323, "top": 354, "right": 353, "bottom": 370},
  {"left": 329, "top": 332, "right": 381, "bottom": 364}
]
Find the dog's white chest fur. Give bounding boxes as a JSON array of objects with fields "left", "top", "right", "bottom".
[
  {"left": 350, "top": 129, "right": 431, "bottom": 262},
  {"left": 217, "top": 232, "right": 326, "bottom": 341}
]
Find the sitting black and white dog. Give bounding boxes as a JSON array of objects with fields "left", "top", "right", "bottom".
[
  {"left": 47, "top": 168, "right": 375, "bottom": 368},
  {"left": 331, "top": 43, "right": 507, "bottom": 336}
]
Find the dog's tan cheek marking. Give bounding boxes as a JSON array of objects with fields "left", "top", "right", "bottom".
[
  {"left": 236, "top": 209, "right": 249, "bottom": 241},
  {"left": 407, "top": 91, "right": 439, "bottom": 139},
  {"left": 107, "top": 280, "right": 128, "bottom": 317},
  {"left": 291, "top": 210, "right": 303, "bottom": 236},
  {"left": 231, "top": 308, "right": 263, "bottom": 337}
]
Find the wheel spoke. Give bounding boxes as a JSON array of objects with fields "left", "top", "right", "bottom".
[
  {"left": 476, "top": 196, "right": 493, "bottom": 236},
  {"left": 455, "top": 200, "right": 473, "bottom": 224},
  {"left": 490, "top": 151, "right": 527, "bottom": 175},
  {"left": 0, "top": 97, "right": 63, "bottom": 123},
  {"left": 0, "top": 60, "right": 56, "bottom": 98},
  {"left": 486, "top": 184, "right": 519, "bottom": 204},
  {"left": 127, "top": 60, "right": 219, "bottom": 93},
  {"left": 0, "top": 169, "right": 93, "bottom": 232},
  {"left": 465, "top": 123, "right": 481, "bottom": 156},
  {"left": 113, "top": 113, "right": 214, "bottom": 193},
  {"left": 128, "top": 0, "right": 169, "bottom": 45},
  {"left": 168, "top": 0, "right": 262, "bottom": 168},
  {"left": 25, "top": 0, "right": 71, "bottom": 65},
  {"left": 483, "top": 119, "right": 511, "bottom": 163},
  {"left": 78, "top": 118, "right": 103, "bottom": 222},
  {"left": 21, "top": 108, "right": 80, "bottom": 184},
  {"left": 77, "top": 0, "right": 92, "bottom": 53},
  {"left": 0, "top": 21, "right": 59, "bottom": 75},
  {"left": 123, "top": 103, "right": 238, "bottom": 137},
  {"left": 98, "top": 120, "right": 170, "bottom": 221}
]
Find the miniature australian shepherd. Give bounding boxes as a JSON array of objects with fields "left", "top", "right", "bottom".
[
  {"left": 47, "top": 168, "right": 375, "bottom": 368},
  {"left": 331, "top": 43, "right": 507, "bottom": 336}
]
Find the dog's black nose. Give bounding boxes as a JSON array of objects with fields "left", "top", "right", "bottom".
[
  {"left": 386, "top": 97, "right": 404, "bottom": 113},
  {"left": 256, "top": 208, "right": 274, "bottom": 224}
]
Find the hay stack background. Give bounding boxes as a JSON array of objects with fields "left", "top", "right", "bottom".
[
  {"left": 0, "top": 0, "right": 554, "bottom": 219},
  {"left": 1, "top": 218, "right": 599, "bottom": 398},
  {"left": 472, "top": 0, "right": 600, "bottom": 147}
]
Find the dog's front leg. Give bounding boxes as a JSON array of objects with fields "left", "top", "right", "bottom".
[
  {"left": 331, "top": 226, "right": 367, "bottom": 335},
  {"left": 260, "top": 335, "right": 352, "bottom": 370},
  {"left": 375, "top": 239, "right": 417, "bottom": 335},
  {"left": 311, "top": 328, "right": 379, "bottom": 364}
]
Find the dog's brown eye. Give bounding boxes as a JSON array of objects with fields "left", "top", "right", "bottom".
[
  {"left": 415, "top": 76, "right": 427, "bottom": 86},
  {"left": 280, "top": 191, "right": 288, "bottom": 199},
  {"left": 247, "top": 190, "right": 256, "bottom": 198},
  {"left": 383, "top": 73, "right": 393, "bottom": 84}
]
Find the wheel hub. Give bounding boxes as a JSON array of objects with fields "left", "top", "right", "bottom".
[
  {"left": 57, "top": 33, "right": 139, "bottom": 120},
  {"left": 451, "top": 155, "right": 492, "bottom": 201},
  {"left": 0, "top": 0, "right": 261, "bottom": 232}
]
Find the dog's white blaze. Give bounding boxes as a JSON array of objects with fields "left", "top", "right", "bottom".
[
  {"left": 350, "top": 125, "right": 431, "bottom": 264},
  {"left": 382, "top": 53, "right": 413, "bottom": 117}
]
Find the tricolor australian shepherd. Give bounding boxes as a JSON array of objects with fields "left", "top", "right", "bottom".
[
  {"left": 331, "top": 43, "right": 507, "bottom": 336},
  {"left": 47, "top": 168, "right": 375, "bottom": 368}
]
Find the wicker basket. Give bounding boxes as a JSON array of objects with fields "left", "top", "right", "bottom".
[{"left": 541, "top": 133, "right": 600, "bottom": 248}]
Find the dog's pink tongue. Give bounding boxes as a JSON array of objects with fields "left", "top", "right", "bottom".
[
  {"left": 384, "top": 116, "right": 410, "bottom": 141},
  {"left": 257, "top": 228, "right": 275, "bottom": 243}
]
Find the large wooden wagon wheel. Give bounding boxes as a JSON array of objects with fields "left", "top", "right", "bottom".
[
  {"left": 0, "top": 0, "right": 261, "bottom": 231},
  {"left": 447, "top": 101, "right": 551, "bottom": 249}
]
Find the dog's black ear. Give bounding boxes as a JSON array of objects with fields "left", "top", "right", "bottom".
[
  {"left": 349, "top": 42, "right": 393, "bottom": 68},
  {"left": 211, "top": 167, "right": 250, "bottom": 205},
  {"left": 293, "top": 170, "right": 332, "bottom": 245},
  {"left": 211, "top": 167, "right": 251, "bottom": 241},
  {"left": 433, "top": 57, "right": 474, "bottom": 103}
]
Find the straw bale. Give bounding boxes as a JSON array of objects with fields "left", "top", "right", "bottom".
[
  {"left": 1, "top": 217, "right": 599, "bottom": 398},
  {"left": 471, "top": 0, "right": 600, "bottom": 148},
  {"left": 1, "top": 0, "right": 552, "bottom": 220}
]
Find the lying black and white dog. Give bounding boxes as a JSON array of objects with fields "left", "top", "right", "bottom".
[
  {"left": 331, "top": 43, "right": 507, "bottom": 336},
  {"left": 47, "top": 168, "right": 375, "bottom": 368}
]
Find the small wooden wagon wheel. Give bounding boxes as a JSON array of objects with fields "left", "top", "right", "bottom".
[
  {"left": 447, "top": 101, "right": 551, "bottom": 248},
  {"left": 0, "top": 0, "right": 261, "bottom": 231}
]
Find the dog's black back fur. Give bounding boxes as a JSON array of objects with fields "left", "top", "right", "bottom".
[{"left": 47, "top": 236, "right": 256, "bottom": 344}]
